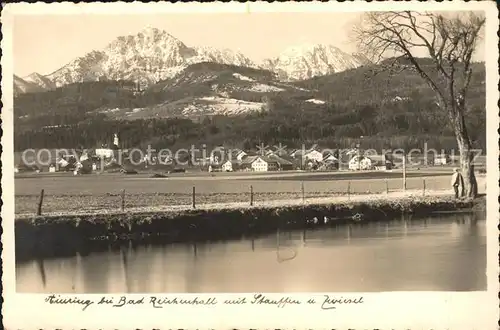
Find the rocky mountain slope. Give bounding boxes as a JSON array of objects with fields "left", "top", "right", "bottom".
[
  {"left": 13, "top": 75, "right": 46, "bottom": 96},
  {"left": 15, "top": 62, "right": 313, "bottom": 120},
  {"left": 23, "top": 72, "right": 57, "bottom": 90},
  {"left": 262, "top": 44, "right": 369, "bottom": 81},
  {"left": 14, "top": 27, "right": 368, "bottom": 94},
  {"left": 14, "top": 59, "right": 485, "bottom": 122},
  {"left": 14, "top": 59, "right": 486, "bottom": 153}
]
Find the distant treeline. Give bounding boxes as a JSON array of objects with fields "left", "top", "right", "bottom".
[{"left": 14, "top": 97, "right": 485, "bottom": 153}]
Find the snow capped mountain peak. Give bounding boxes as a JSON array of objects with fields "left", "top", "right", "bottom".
[
  {"left": 23, "top": 72, "right": 56, "bottom": 89},
  {"left": 15, "top": 27, "right": 371, "bottom": 94},
  {"left": 105, "top": 27, "right": 191, "bottom": 56},
  {"left": 14, "top": 75, "right": 46, "bottom": 95},
  {"left": 263, "top": 43, "right": 368, "bottom": 81},
  {"left": 42, "top": 28, "right": 259, "bottom": 88},
  {"left": 192, "top": 46, "right": 255, "bottom": 67},
  {"left": 24, "top": 72, "right": 44, "bottom": 80}
]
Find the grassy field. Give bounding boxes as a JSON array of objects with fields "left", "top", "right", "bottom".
[{"left": 14, "top": 169, "right": 487, "bottom": 216}]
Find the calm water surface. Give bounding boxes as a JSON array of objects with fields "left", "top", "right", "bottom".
[{"left": 16, "top": 212, "right": 486, "bottom": 292}]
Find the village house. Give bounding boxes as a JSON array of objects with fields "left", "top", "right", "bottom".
[
  {"left": 434, "top": 153, "right": 451, "bottom": 165},
  {"left": 348, "top": 155, "right": 373, "bottom": 170},
  {"left": 318, "top": 151, "right": 339, "bottom": 170},
  {"left": 239, "top": 155, "right": 293, "bottom": 172},
  {"left": 336, "top": 148, "right": 357, "bottom": 171},
  {"left": 348, "top": 154, "right": 393, "bottom": 171},
  {"left": 95, "top": 133, "right": 120, "bottom": 159},
  {"left": 323, "top": 152, "right": 338, "bottom": 162},
  {"left": 210, "top": 146, "right": 226, "bottom": 164},
  {"left": 265, "top": 146, "right": 289, "bottom": 158},
  {"left": 228, "top": 148, "right": 248, "bottom": 161},
  {"left": 289, "top": 148, "right": 324, "bottom": 162},
  {"left": 271, "top": 155, "right": 294, "bottom": 171},
  {"left": 48, "top": 164, "right": 57, "bottom": 172},
  {"left": 265, "top": 149, "right": 277, "bottom": 157},
  {"left": 95, "top": 148, "right": 115, "bottom": 159},
  {"left": 370, "top": 155, "right": 394, "bottom": 170},
  {"left": 236, "top": 150, "right": 248, "bottom": 161},
  {"left": 141, "top": 150, "right": 173, "bottom": 167},
  {"left": 304, "top": 149, "right": 323, "bottom": 162},
  {"left": 221, "top": 159, "right": 241, "bottom": 172},
  {"left": 208, "top": 164, "right": 222, "bottom": 172},
  {"left": 289, "top": 149, "right": 302, "bottom": 159},
  {"left": 15, "top": 149, "right": 78, "bottom": 172},
  {"left": 318, "top": 161, "right": 338, "bottom": 171}
]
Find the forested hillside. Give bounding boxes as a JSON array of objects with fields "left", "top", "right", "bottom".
[{"left": 14, "top": 60, "right": 486, "bottom": 152}]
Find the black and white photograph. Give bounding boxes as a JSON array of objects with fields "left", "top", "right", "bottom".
[{"left": 2, "top": 1, "right": 498, "bottom": 328}]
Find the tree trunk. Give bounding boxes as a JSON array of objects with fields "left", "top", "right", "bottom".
[
  {"left": 449, "top": 101, "right": 478, "bottom": 199},
  {"left": 457, "top": 140, "right": 478, "bottom": 198}
]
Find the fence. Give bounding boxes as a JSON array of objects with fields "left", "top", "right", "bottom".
[{"left": 16, "top": 174, "right": 482, "bottom": 216}]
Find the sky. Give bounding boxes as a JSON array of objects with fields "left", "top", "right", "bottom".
[
  {"left": 13, "top": 13, "right": 362, "bottom": 77},
  {"left": 13, "top": 12, "right": 485, "bottom": 77}
]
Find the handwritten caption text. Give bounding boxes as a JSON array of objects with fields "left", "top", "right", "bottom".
[{"left": 44, "top": 294, "right": 364, "bottom": 311}]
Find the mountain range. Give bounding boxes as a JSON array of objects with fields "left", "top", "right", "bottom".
[
  {"left": 14, "top": 56, "right": 486, "bottom": 153},
  {"left": 14, "top": 26, "right": 370, "bottom": 95},
  {"left": 14, "top": 58, "right": 485, "bottom": 121}
]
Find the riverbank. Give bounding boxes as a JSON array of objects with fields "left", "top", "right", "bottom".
[{"left": 15, "top": 191, "right": 485, "bottom": 262}]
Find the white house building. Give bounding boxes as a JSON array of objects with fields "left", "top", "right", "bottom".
[
  {"left": 96, "top": 133, "right": 120, "bottom": 159},
  {"left": 251, "top": 157, "right": 275, "bottom": 172},
  {"left": 221, "top": 160, "right": 240, "bottom": 172},
  {"left": 95, "top": 148, "right": 115, "bottom": 159},
  {"left": 289, "top": 149, "right": 323, "bottom": 162},
  {"left": 239, "top": 155, "right": 293, "bottom": 172},
  {"left": 435, "top": 153, "right": 450, "bottom": 165},
  {"left": 230, "top": 149, "right": 248, "bottom": 161},
  {"left": 323, "top": 153, "right": 338, "bottom": 162},
  {"left": 348, "top": 156, "right": 373, "bottom": 170},
  {"left": 237, "top": 151, "right": 247, "bottom": 161},
  {"left": 349, "top": 155, "right": 393, "bottom": 171},
  {"left": 304, "top": 150, "right": 323, "bottom": 162}
]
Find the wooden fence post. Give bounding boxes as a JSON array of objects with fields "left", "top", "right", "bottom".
[
  {"left": 301, "top": 181, "right": 305, "bottom": 202},
  {"left": 385, "top": 179, "right": 389, "bottom": 195},
  {"left": 192, "top": 186, "right": 196, "bottom": 209},
  {"left": 402, "top": 152, "right": 407, "bottom": 192},
  {"left": 347, "top": 181, "right": 351, "bottom": 201},
  {"left": 250, "top": 185, "right": 254, "bottom": 206},
  {"left": 423, "top": 179, "right": 426, "bottom": 197},
  {"left": 121, "top": 189, "right": 126, "bottom": 211},
  {"left": 37, "top": 189, "right": 45, "bottom": 216}
]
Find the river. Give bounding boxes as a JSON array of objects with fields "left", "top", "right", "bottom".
[{"left": 16, "top": 211, "right": 486, "bottom": 292}]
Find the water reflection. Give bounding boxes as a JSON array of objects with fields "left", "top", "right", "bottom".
[{"left": 17, "top": 212, "right": 486, "bottom": 293}]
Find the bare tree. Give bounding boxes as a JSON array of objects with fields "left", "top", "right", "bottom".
[{"left": 353, "top": 11, "right": 485, "bottom": 198}]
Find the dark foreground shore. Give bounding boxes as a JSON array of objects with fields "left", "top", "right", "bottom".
[{"left": 15, "top": 195, "right": 485, "bottom": 262}]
